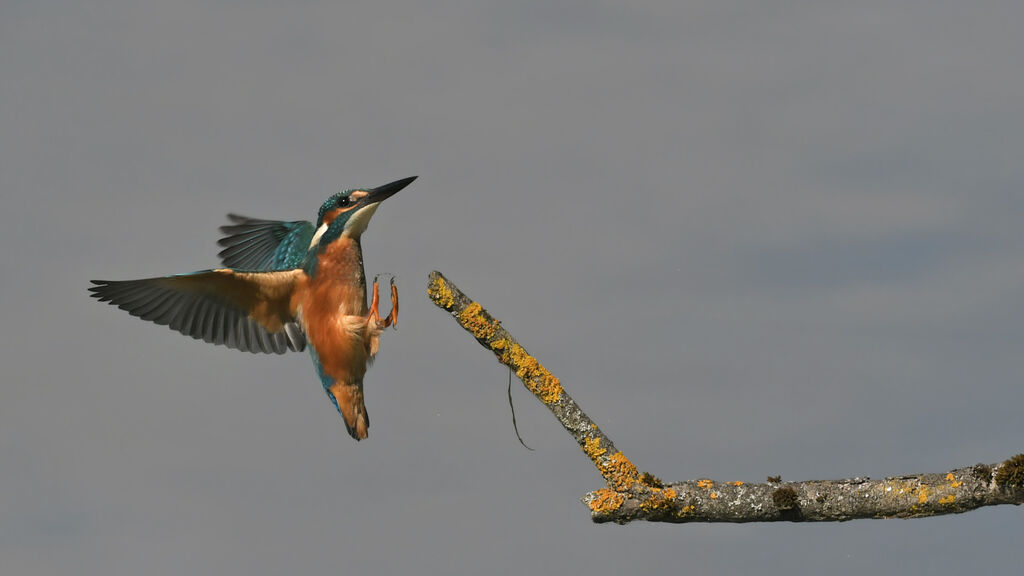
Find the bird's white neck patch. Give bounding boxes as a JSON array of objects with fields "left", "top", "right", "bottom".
[
  {"left": 341, "top": 203, "right": 380, "bottom": 238},
  {"left": 309, "top": 223, "right": 329, "bottom": 249}
]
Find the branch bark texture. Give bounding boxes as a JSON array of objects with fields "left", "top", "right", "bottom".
[{"left": 426, "top": 271, "right": 1024, "bottom": 524}]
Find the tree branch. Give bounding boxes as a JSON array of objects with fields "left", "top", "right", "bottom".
[
  {"left": 426, "top": 271, "right": 1024, "bottom": 524},
  {"left": 426, "top": 271, "right": 637, "bottom": 490}
]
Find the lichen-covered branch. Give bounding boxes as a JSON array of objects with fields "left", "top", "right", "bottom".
[
  {"left": 426, "top": 271, "right": 1023, "bottom": 524},
  {"left": 585, "top": 458, "right": 1024, "bottom": 524},
  {"left": 427, "top": 271, "right": 641, "bottom": 492}
]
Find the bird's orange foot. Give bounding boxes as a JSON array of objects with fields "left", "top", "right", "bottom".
[
  {"left": 387, "top": 276, "right": 398, "bottom": 329},
  {"left": 369, "top": 275, "right": 382, "bottom": 325},
  {"left": 369, "top": 274, "right": 398, "bottom": 329}
]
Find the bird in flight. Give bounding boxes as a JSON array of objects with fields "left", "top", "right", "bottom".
[{"left": 89, "top": 176, "right": 417, "bottom": 440}]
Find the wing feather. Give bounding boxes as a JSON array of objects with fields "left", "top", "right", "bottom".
[
  {"left": 217, "top": 215, "right": 316, "bottom": 271},
  {"left": 89, "top": 269, "right": 307, "bottom": 354}
]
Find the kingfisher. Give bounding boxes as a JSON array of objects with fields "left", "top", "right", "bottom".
[{"left": 89, "top": 176, "right": 417, "bottom": 440}]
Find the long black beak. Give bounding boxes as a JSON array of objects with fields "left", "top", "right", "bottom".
[{"left": 365, "top": 176, "right": 417, "bottom": 205}]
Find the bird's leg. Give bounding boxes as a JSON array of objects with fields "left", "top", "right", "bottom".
[
  {"left": 368, "top": 275, "right": 398, "bottom": 329},
  {"left": 369, "top": 274, "right": 382, "bottom": 325},
  {"left": 384, "top": 277, "right": 398, "bottom": 329}
]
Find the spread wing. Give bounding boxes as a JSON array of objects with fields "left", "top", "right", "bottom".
[
  {"left": 89, "top": 269, "right": 306, "bottom": 354},
  {"left": 217, "top": 215, "right": 316, "bottom": 271}
]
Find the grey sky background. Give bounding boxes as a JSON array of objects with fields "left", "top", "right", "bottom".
[{"left": 2, "top": 1, "right": 1022, "bottom": 574}]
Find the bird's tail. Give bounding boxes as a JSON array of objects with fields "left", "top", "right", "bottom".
[{"left": 328, "top": 380, "right": 369, "bottom": 440}]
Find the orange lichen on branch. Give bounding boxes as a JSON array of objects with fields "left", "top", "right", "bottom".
[
  {"left": 445, "top": 295, "right": 564, "bottom": 406},
  {"left": 583, "top": 436, "right": 607, "bottom": 464},
  {"left": 639, "top": 487, "right": 679, "bottom": 515},
  {"left": 879, "top": 478, "right": 917, "bottom": 497},
  {"left": 916, "top": 484, "right": 931, "bottom": 505},
  {"left": 457, "top": 302, "right": 499, "bottom": 341},
  {"left": 583, "top": 436, "right": 641, "bottom": 491},
  {"left": 428, "top": 272, "right": 668, "bottom": 516},
  {"left": 588, "top": 489, "right": 625, "bottom": 513},
  {"left": 603, "top": 452, "right": 642, "bottom": 491},
  {"left": 585, "top": 458, "right": 1024, "bottom": 524},
  {"left": 498, "top": 342, "right": 563, "bottom": 404},
  {"left": 427, "top": 275, "right": 454, "bottom": 309}
]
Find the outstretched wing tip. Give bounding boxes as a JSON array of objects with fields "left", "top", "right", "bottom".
[{"left": 89, "top": 271, "right": 306, "bottom": 355}]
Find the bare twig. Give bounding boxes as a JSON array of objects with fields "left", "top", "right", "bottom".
[{"left": 426, "top": 271, "right": 1024, "bottom": 524}]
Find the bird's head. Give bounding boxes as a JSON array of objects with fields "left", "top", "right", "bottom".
[{"left": 313, "top": 176, "right": 417, "bottom": 247}]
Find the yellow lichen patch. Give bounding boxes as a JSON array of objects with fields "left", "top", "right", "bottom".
[
  {"left": 501, "top": 342, "right": 563, "bottom": 404},
  {"left": 938, "top": 494, "right": 956, "bottom": 505},
  {"left": 917, "top": 484, "right": 931, "bottom": 504},
  {"left": 939, "top": 475, "right": 963, "bottom": 492},
  {"left": 696, "top": 479, "right": 714, "bottom": 490},
  {"left": 603, "top": 452, "right": 641, "bottom": 491},
  {"left": 529, "top": 373, "right": 563, "bottom": 405},
  {"left": 710, "top": 492, "right": 718, "bottom": 499},
  {"left": 731, "top": 481, "right": 744, "bottom": 486},
  {"left": 458, "top": 302, "right": 499, "bottom": 341},
  {"left": 640, "top": 487, "right": 678, "bottom": 514},
  {"left": 583, "top": 439, "right": 640, "bottom": 492},
  {"left": 499, "top": 342, "right": 522, "bottom": 365},
  {"left": 582, "top": 436, "right": 607, "bottom": 465},
  {"left": 883, "top": 479, "right": 918, "bottom": 497},
  {"left": 489, "top": 338, "right": 508, "bottom": 351},
  {"left": 427, "top": 276, "right": 454, "bottom": 308},
  {"left": 588, "top": 489, "right": 625, "bottom": 513},
  {"left": 678, "top": 504, "right": 696, "bottom": 517}
]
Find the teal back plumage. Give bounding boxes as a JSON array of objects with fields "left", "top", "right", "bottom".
[{"left": 217, "top": 216, "right": 316, "bottom": 271}]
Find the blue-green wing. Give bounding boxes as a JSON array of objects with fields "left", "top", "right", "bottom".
[
  {"left": 217, "top": 214, "right": 315, "bottom": 270},
  {"left": 89, "top": 269, "right": 306, "bottom": 354}
]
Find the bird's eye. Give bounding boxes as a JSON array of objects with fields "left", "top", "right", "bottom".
[{"left": 337, "top": 196, "right": 351, "bottom": 208}]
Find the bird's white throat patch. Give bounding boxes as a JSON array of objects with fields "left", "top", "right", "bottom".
[
  {"left": 341, "top": 203, "right": 380, "bottom": 238},
  {"left": 308, "top": 202, "right": 380, "bottom": 249}
]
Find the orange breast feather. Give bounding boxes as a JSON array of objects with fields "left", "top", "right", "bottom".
[{"left": 294, "top": 238, "right": 371, "bottom": 384}]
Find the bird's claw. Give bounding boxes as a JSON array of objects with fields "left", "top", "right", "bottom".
[{"left": 369, "top": 274, "right": 398, "bottom": 329}]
